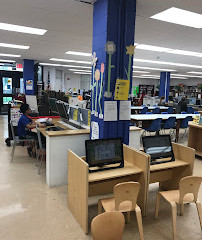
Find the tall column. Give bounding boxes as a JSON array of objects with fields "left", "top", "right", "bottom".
[
  {"left": 91, "top": 0, "right": 136, "bottom": 144},
  {"left": 159, "top": 72, "right": 170, "bottom": 102},
  {"left": 23, "top": 59, "right": 35, "bottom": 95}
]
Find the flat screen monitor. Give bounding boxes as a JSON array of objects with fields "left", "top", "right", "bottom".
[
  {"left": 85, "top": 138, "right": 124, "bottom": 172},
  {"left": 142, "top": 135, "right": 175, "bottom": 165},
  {"left": 56, "top": 101, "right": 68, "bottom": 120},
  {"left": 48, "top": 98, "right": 58, "bottom": 113},
  {"left": 189, "top": 97, "right": 196, "bottom": 105}
]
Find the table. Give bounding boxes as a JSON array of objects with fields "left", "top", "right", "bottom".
[
  {"left": 149, "top": 143, "right": 195, "bottom": 190},
  {"left": 188, "top": 122, "right": 202, "bottom": 157},
  {"left": 131, "top": 113, "right": 200, "bottom": 142},
  {"left": 67, "top": 144, "right": 150, "bottom": 234},
  {"left": 131, "top": 106, "right": 168, "bottom": 114}
]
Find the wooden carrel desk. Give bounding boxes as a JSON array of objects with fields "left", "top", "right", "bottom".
[
  {"left": 188, "top": 122, "right": 202, "bottom": 157},
  {"left": 68, "top": 145, "right": 150, "bottom": 234}
]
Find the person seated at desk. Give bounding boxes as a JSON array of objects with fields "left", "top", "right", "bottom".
[
  {"left": 178, "top": 96, "right": 187, "bottom": 113},
  {"left": 17, "top": 103, "right": 46, "bottom": 157},
  {"left": 158, "top": 96, "right": 166, "bottom": 106}
]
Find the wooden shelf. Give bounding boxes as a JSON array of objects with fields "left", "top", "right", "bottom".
[
  {"left": 196, "top": 151, "right": 202, "bottom": 157},
  {"left": 89, "top": 162, "right": 143, "bottom": 183},
  {"left": 150, "top": 159, "right": 189, "bottom": 172}
]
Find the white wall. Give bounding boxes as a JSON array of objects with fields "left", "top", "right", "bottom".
[
  {"left": 64, "top": 73, "right": 81, "bottom": 91},
  {"left": 43, "top": 66, "right": 56, "bottom": 90},
  {"left": 80, "top": 75, "right": 91, "bottom": 90},
  {"left": 170, "top": 78, "right": 202, "bottom": 86},
  {"left": 132, "top": 78, "right": 159, "bottom": 88}
]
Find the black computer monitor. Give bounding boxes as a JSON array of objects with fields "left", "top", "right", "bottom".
[
  {"left": 56, "top": 101, "right": 68, "bottom": 121},
  {"left": 48, "top": 98, "right": 58, "bottom": 113},
  {"left": 142, "top": 135, "right": 175, "bottom": 165},
  {"left": 85, "top": 138, "right": 124, "bottom": 172}
]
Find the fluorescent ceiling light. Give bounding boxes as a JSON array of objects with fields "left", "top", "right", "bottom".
[
  {"left": 0, "top": 43, "right": 29, "bottom": 49},
  {"left": 133, "top": 66, "right": 176, "bottom": 72},
  {"left": 187, "top": 71, "right": 202, "bottom": 74},
  {"left": 133, "top": 70, "right": 150, "bottom": 74},
  {"left": 171, "top": 73, "right": 202, "bottom": 78},
  {"left": 151, "top": 7, "right": 202, "bottom": 29},
  {"left": 50, "top": 58, "right": 91, "bottom": 65},
  {"left": 39, "top": 63, "right": 61, "bottom": 67},
  {"left": 66, "top": 51, "right": 91, "bottom": 57},
  {"left": 135, "top": 43, "right": 202, "bottom": 58},
  {"left": 0, "top": 22, "right": 47, "bottom": 35},
  {"left": 171, "top": 76, "right": 188, "bottom": 79},
  {"left": 69, "top": 69, "right": 91, "bottom": 73},
  {"left": 74, "top": 72, "right": 91, "bottom": 75},
  {"left": 39, "top": 63, "right": 92, "bottom": 69},
  {"left": 133, "top": 76, "right": 159, "bottom": 79},
  {"left": 133, "top": 58, "right": 202, "bottom": 69},
  {"left": 0, "top": 59, "right": 15, "bottom": 63},
  {"left": 141, "top": 74, "right": 160, "bottom": 77},
  {"left": 0, "top": 53, "right": 21, "bottom": 58}
]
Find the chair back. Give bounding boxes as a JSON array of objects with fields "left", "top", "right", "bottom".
[
  {"left": 187, "top": 107, "right": 194, "bottom": 114},
  {"left": 152, "top": 107, "right": 160, "bottom": 114},
  {"left": 180, "top": 116, "right": 192, "bottom": 128},
  {"left": 91, "top": 212, "right": 125, "bottom": 240},
  {"left": 161, "top": 112, "right": 168, "bottom": 114},
  {"left": 163, "top": 117, "right": 176, "bottom": 129},
  {"left": 167, "top": 106, "right": 174, "bottom": 114},
  {"left": 181, "top": 111, "right": 187, "bottom": 114},
  {"left": 148, "top": 118, "right": 162, "bottom": 132},
  {"left": 113, "top": 182, "right": 140, "bottom": 211},
  {"left": 179, "top": 176, "right": 202, "bottom": 203},
  {"left": 194, "top": 111, "right": 199, "bottom": 114},
  {"left": 10, "top": 121, "right": 16, "bottom": 140},
  {"left": 36, "top": 126, "right": 43, "bottom": 150},
  {"left": 146, "top": 112, "right": 153, "bottom": 114},
  {"left": 140, "top": 107, "right": 148, "bottom": 114}
]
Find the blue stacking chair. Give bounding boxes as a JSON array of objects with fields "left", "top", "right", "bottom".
[
  {"left": 167, "top": 106, "right": 174, "bottom": 114},
  {"left": 140, "top": 107, "right": 148, "bottom": 114},
  {"left": 161, "top": 112, "right": 168, "bottom": 114},
  {"left": 181, "top": 111, "right": 187, "bottom": 114},
  {"left": 179, "top": 116, "right": 193, "bottom": 142},
  {"left": 152, "top": 107, "right": 161, "bottom": 114},
  {"left": 141, "top": 105, "right": 146, "bottom": 107},
  {"left": 146, "top": 112, "right": 153, "bottom": 114},
  {"left": 187, "top": 107, "right": 194, "bottom": 114},
  {"left": 142, "top": 118, "right": 162, "bottom": 137},
  {"left": 194, "top": 111, "right": 199, "bottom": 114},
  {"left": 161, "top": 117, "right": 176, "bottom": 139}
]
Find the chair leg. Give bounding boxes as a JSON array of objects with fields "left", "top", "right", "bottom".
[
  {"left": 36, "top": 151, "right": 39, "bottom": 166},
  {"left": 38, "top": 152, "right": 44, "bottom": 175},
  {"left": 196, "top": 201, "right": 202, "bottom": 230},
  {"left": 171, "top": 202, "right": 177, "bottom": 240},
  {"left": 127, "top": 211, "right": 131, "bottom": 223},
  {"left": 11, "top": 142, "right": 16, "bottom": 162},
  {"left": 98, "top": 200, "right": 102, "bottom": 215},
  {"left": 180, "top": 203, "right": 184, "bottom": 216},
  {"left": 135, "top": 206, "right": 144, "bottom": 240},
  {"left": 155, "top": 193, "right": 161, "bottom": 219}
]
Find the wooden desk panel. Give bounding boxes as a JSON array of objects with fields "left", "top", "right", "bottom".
[{"left": 188, "top": 122, "right": 202, "bottom": 157}]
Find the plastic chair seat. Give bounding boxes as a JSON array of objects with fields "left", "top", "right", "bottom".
[
  {"left": 100, "top": 197, "right": 137, "bottom": 213},
  {"left": 14, "top": 137, "right": 35, "bottom": 142},
  {"left": 159, "top": 190, "right": 194, "bottom": 203}
]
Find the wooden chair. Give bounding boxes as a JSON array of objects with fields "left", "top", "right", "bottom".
[
  {"left": 91, "top": 211, "right": 125, "bottom": 240},
  {"left": 155, "top": 176, "right": 202, "bottom": 240},
  {"left": 98, "top": 182, "right": 144, "bottom": 240}
]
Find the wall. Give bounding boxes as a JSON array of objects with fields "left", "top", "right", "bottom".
[
  {"left": 64, "top": 73, "right": 81, "bottom": 91},
  {"left": 170, "top": 78, "right": 202, "bottom": 86},
  {"left": 80, "top": 75, "right": 91, "bottom": 90},
  {"left": 132, "top": 78, "right": 159, "bottom": 88}
]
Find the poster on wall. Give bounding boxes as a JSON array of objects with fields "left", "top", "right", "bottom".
[
  {"left": 114, "top": 79, "right": 130, "bottom": 101},
  {"left": 26, "top": 80, "right": 33, "bottom": 91},
  {"left": 91, "top": 121, "right": 99, "bottom": 139},
  {"left": 104, "top": 101, "right": 117, "bottom": 121},
  {"left": 119, "top": 101, "right": 131, "bottom": 120}
]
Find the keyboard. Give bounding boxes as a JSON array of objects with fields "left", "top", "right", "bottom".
[{"left": 46, "top": 126, "right": 64, "bottom": 131}]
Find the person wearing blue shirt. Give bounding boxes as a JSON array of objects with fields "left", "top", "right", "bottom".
[{"left": 17, "top": 104, "right": 45, "bottom": 157}]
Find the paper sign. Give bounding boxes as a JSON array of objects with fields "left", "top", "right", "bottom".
[
  {"left": 91, "top": 121, "right": 99, "bottom": 139},
  {"left": 26, "top": 80, "right": 33, "bottom": 91},
  {"left": 104, "top": 101, "right": 117, "bottom": 121},
  {"left": 114, "top": 79, "right": 130, "bottom": 100},
  {"left": 119, "top": 101, "right": 131, "bottom": 120},
  {"left": 73, "top": 109, "right": 78, "bottom": 121},
  {"left": 88, "top": 111, "right": 91, "bottom": 126}
]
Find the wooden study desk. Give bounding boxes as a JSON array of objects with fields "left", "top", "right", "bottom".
[
  {"left": 188, "top": 122, "right": 202, "bottom": 157},
  {"left": 149, "top": 143, "right": 195, "bottom": 190},
  {"left": 131, "top": 106, "right": 168, "bottom": 114},
  {"left": 67, "top": 145, "right": 150, "bottom": 234}
]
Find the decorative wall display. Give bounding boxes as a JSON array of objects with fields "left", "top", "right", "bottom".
[
  {"left": 26, "top": 80, "right": 33, "bottom": 91},
  {"left": 94, "top": 69, "right": 100, "bottom": 117},
  {"left": 104, "top": 101, "right": 117, "bottom": 121},
  {"left": 91, "top": 121, "right": 99, "bottom": 139},
  {"left": 104, "top": 41, "right": 116, "bottom": 98},
  {"left": 126, "top": 44, "right": 135, "bottom": 82},
  {"left": 91, "top": 52, "right": 98, "bottom": 114},
  {"left": 99, "top": 63, "right": 105, "bottom": 119},
  {"left": 114, "top": 79, "right": 130, "bottom": 101},
  {"left": 119, "top": 101, "right": 131, "bottom": 121}
]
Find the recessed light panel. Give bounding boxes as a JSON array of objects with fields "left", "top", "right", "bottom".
[
  {"left": 50, "top": 58, "right": 91, "bottom": 65},
  {"left": 66, "top": 51, "right": 91, "bottom": 57},
  {"left": 0, "top": 43, "right": 29, "bottom": 49}
]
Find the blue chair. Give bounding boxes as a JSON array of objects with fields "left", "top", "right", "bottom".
[
  {"left": 141, "top": 105, "right": 146, "bottom": 107},
  {"left": 140, "top": 107, "right": 148, "bottom": 114},
  {"left": 167, "top": 106, "right": 174, "bottom": 114},
  {"left": 161, "top": 112, "right": 168, "bottom": 114},
  {"left": 142, "top": 118, "right": 162, "bottom": 137},
  {"left": 194, "top": 111, "right": 199, "bottom": 114},
  {"left": 181, "top": 111, "right": 187, "bottom": 114},
  {"left": 153, "top": 105, "right": 158, "bottom": 107},
  {"left": 161, "top": 117, "right": 176, "bottom": 139},
  {"left": 146, "top": 112, "right": 153, "bottom": 114},
  {"left": 179, "top": 116, "right": 193, "bottom": 142},
  {"left": 187, "top": 107, "right": 194, "bottom": 114},
  {"left": 152, "top": 107, "right": 161, "bottom": 114}
]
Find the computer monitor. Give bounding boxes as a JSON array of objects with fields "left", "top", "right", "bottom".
[
  {"left": 189, "top": 97, "right": 196, "bottom": 105},
  {"left": 142, "top": 135, "right": 175, "bottom": 165},
  {"left": 48, "top": 98, "right": 58, "bottom": 113},
  {"left": 85, "top": 138, "right": 124, "bottom": 172},
  {"left": 56, "top": 101, "right": 68, "bottom": 121}
]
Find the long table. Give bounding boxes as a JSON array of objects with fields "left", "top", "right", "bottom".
[
  {"left": 131, "top": 113, "right": 200, "bottom": 142},
  {"left": 131, "top": 106, "right": 168, "bottom": 114}
]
